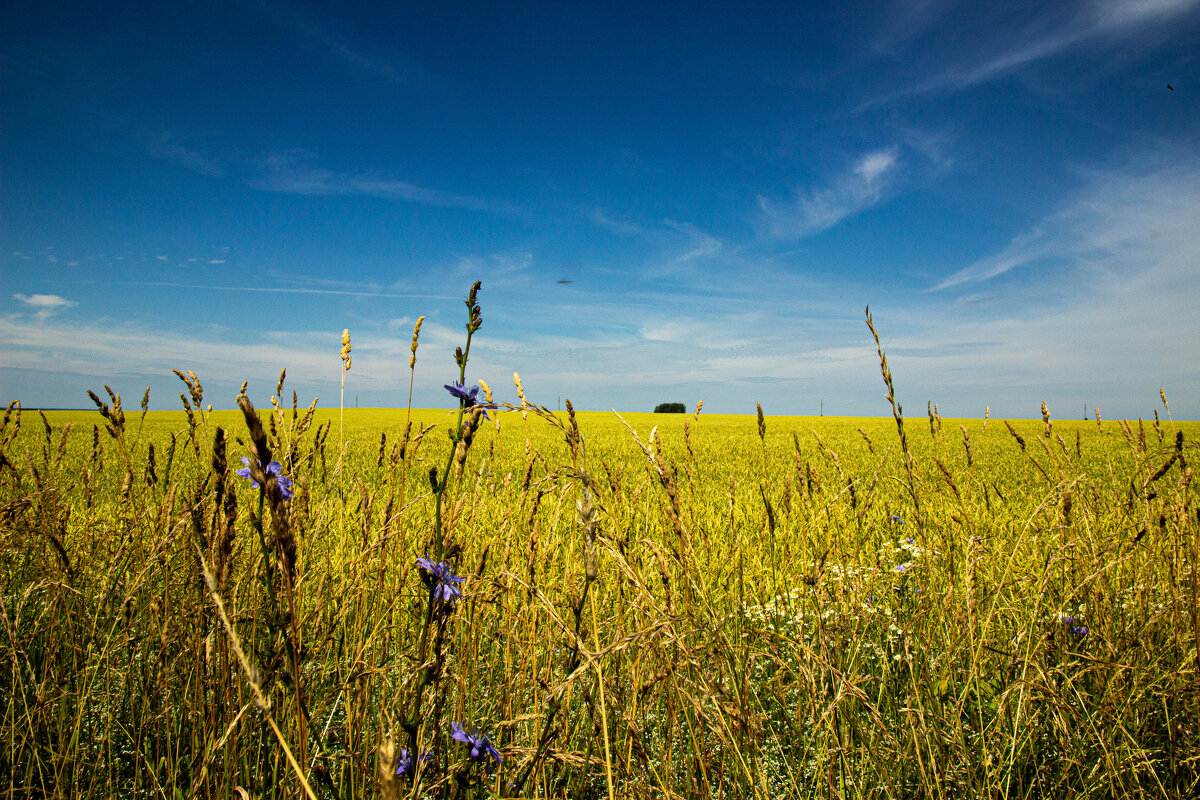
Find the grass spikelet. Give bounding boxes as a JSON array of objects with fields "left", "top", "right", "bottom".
[
  {"left": 409, "top": 314, "right": 425, "bottom": 369},
  {"left": 1004, "top": 419, "right": 1026, "bottom": 451},
  {"left": 865, "top": 306, "right": 922, "bottom": 533},
  {"left": 514, "top": 371, "right": 528, "bottom": 420}
]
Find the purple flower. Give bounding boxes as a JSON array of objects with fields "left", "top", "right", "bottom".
[
  {"left": 444, "top": 382, "right": 493, "bottom": 419},
  {"left": 395, "top": 748, "right": 432, "bottom": 777},
  {"left": 890, "top": 515, "right": 905, "bottom": 524},
  {"left": 417, "top": 555, "right": 465, "bottom": 610},
  {"left": 451, "top": 722, "right": 501, "bottom": 766},
  {"left": 236, "top": 457, "right": 294, "bottom": 500}
]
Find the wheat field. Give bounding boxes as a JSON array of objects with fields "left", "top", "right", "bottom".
[{"left": 1, "top": 287, "right": 1196, "bottom": 799}]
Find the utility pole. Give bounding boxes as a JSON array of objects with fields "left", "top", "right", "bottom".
[{"left": 820, "top": 399, "right": 823, "bottom": 417}]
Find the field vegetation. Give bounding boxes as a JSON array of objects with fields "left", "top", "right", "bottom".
[{"left": 1, "top": 284, "right": 1197, "bottom": 799}]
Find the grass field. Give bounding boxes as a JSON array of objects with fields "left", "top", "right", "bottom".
[{"left": 2, "top": 295, "right": 1197, "bottom": 799}]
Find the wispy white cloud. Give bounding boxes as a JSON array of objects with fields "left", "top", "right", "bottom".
[
  {"left": 757, "top": 147, "right": 900, "bottom": 239},
  {"left": 114, "top": 280, "right": 457, "bottom": 300},
  {"left": 244, "top": 0, "right": 421, "bottom": 85},
  {"left": 934, "top": 156, "right": 1200, "bottom": 291},
  {"left": 251, "top": 151, "right": 501, "bottom": 212},
  {"left": 12, "top": 293, "right": 77, "bottom": 321},
  {"left": 663, "top": 221, "right": 722, "bottom": 263},
  {"left": 878, "top": 0, "right": 1200, "bottom": 101},
  {"left": 145, "top": 132, "right": 225, "bottom": 177},
  {"left": 587, "top": 207, "right": 646, "bottom": 237},
  {"left": 933, "top": 229, "right": 1057, "bottom": 290}
]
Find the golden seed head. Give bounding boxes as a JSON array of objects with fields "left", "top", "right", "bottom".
[
  {"left": 340, "top": 328, "right": 352, "bottom": 370},
  {"left": 478, "top": 378, "right": 493, "bottom": 404},
  {"left": 1160, "top": 387, "right": 1168, "bottom": 408},
  {"left": 408, "top": 316, "right": 425, "bottom": 368},
  {"left": 694, "top": 400, "right": 703, "bottom": 419},
  {"left": 513, "top": 372, "right": 528, "bottom": 420}
]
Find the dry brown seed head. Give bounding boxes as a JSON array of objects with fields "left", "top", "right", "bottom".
[
  {"left": 340, "top": 328, "right": 352, "bottom": 370},
  {"left": 478, "top": 378, "right": 494, "bottom": 404}
]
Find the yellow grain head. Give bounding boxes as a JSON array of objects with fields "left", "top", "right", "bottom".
[
  {"left": 478, "top": 378, "right": 493, "bottom": 404},
  {"left": 340, "top": 328, "right": 352, "bottom": 371},
  {"left": 409, "top": 315, "right": 425, "bottom": 369},
  {"left": 513, "top": 371, "right": 528, "bottom": 420}
]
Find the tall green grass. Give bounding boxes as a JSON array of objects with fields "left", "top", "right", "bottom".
[{"left": 1, "top": 287, "right": 1196, "bottom": 799}]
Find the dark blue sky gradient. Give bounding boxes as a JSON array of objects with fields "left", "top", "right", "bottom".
[{"left": 3, "top": 0, "right": 1199, "bottom": 416}]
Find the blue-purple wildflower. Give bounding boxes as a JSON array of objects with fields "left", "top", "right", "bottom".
[
  {"left": 395, "top": 748, "right": 432, "bottom": 777},
  {"left": 1061, "top": 615, "right": 1088, "bottom": 637},
  {"left": 236, "top": 457, "right": 294, "bottom": 500},
  {"left": 444, "top": 382, "right": 493, "bottom": 419},
  {"left": 417, "top": 555, "right": 465, "bottom": 610},
  {"left": 890, "top": 515, "right": 905, "bottom": 524},
  {"left": 451, "top": 722, "right": 502, "bottom": 766}
]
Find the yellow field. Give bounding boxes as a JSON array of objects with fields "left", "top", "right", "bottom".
[{"left": 3, "top": 384, "right": 1197, "bottom": 799}]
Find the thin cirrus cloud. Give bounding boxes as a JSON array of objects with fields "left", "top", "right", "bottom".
[
  {"left": 757, "top": 147, "right": 900, "bottom": 240},
  {"left": 242, "top": 0, "right": 422, "bottom": 86},
  {"left": 249, "top": 151, "right": 501, "bottom": 212},
  {"left": 881, "top": 0, "right": 1200, "bottom": 100},
  {"left": 932, "top": 155, "right": 1200, "bottom": 293},
  {"left": 664, "top": 221, "right": 722, "bottom": 264},
  {"left": 144, "top": 132, "right": 226, "bottom": 178}
]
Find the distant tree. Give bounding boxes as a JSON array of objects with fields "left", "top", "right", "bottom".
[{"left": 653, "top": 402, "right": 687, "bottom": 413}]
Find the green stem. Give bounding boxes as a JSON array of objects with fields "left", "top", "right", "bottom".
[{"left": 433, "top": 322, "right": 475, "bottom": 560}]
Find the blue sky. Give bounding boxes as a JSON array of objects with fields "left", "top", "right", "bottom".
[{"left": 3, "top": 0, "right": 1199, "bottom": 418}]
